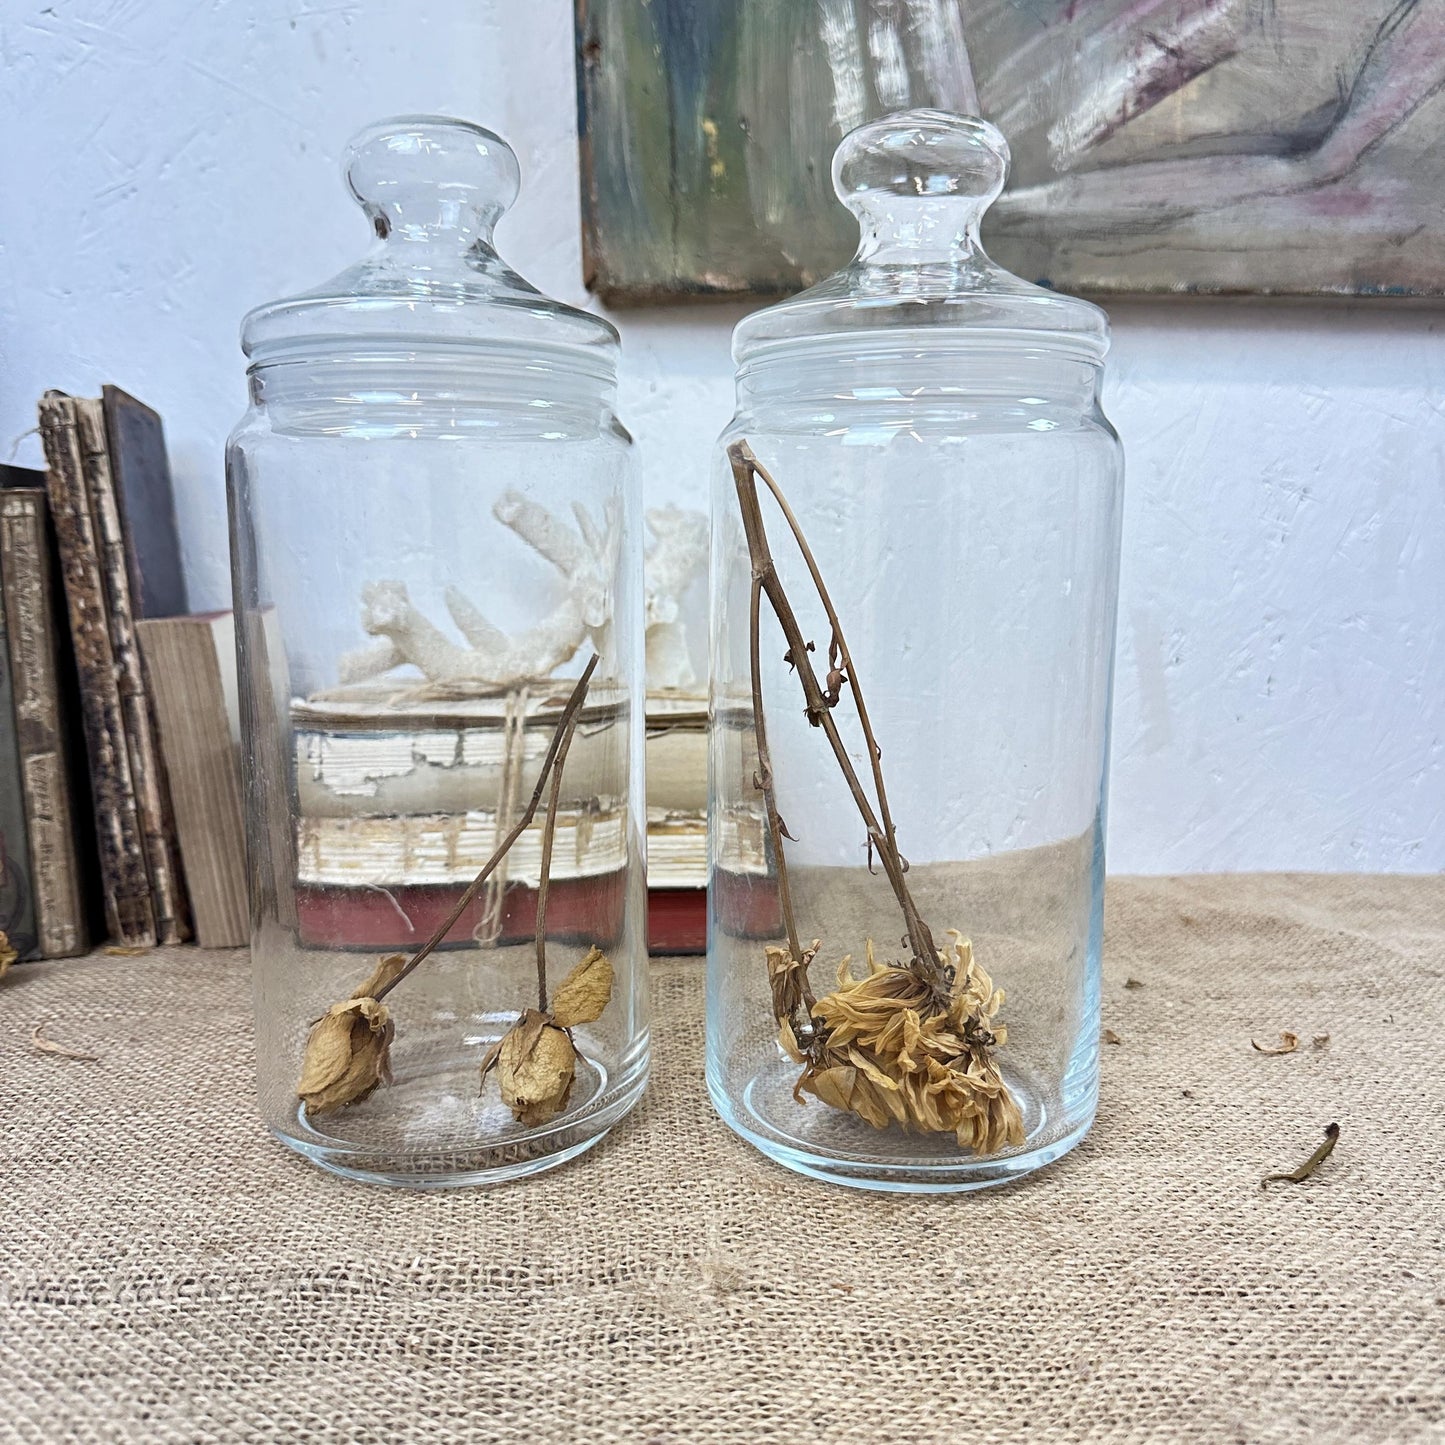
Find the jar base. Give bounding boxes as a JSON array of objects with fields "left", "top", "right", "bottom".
[
  {"left": 271, "top": 1055, "right": 649, "bottom": 1189},
  {"left": 709, "top": 1066, "right": 1094, "bottom": 1194}
]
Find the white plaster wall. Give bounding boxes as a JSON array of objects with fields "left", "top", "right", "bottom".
[{"left": 2, "top": 0, "right": 1440, "bottom": 873}]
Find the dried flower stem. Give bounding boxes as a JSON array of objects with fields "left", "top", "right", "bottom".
[
  {"left": 728, "top": 441, "right": 940, "bottom": 985},
  {"left": 373, "top": 654, "right": 598, "bottom": 1004},
  {"left": 749, "top": 571, "right": 804, "bottom": 970},
  {"left": 534, "top": 703, "right": 581, "bottom": 1011}
]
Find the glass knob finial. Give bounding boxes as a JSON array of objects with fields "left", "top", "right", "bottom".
[
  {"left": 833, "top": 109, "right": 1010, "bottom": 261},
  {"left": 344, "top": 115, "right": 520, "bottom": 244}
]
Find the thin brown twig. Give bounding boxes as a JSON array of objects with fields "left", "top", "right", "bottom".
[
  {"left": 728, "top": 443, "right": 940, "bottom": 980},
  {"left": 748, "top": 570, "right": 803, "bottom": 966},
  {"left": 373, "top": 655, "right": 598, "bottom": 1003},
  {"left": 534, "top": 705, "right": 581, "bottom": 1011},
  {"left": 737, "top": 443, "right": 906, "bottom": 882}
]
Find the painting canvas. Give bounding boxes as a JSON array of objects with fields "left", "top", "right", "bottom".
[{"left": 575, "top": 0, "right": 1445, "bottom": 301}]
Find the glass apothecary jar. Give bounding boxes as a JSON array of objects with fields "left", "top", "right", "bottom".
[
  {"left": 228, "top": 117, "right": 647, "bottom": 1187},
  {"left": 707, "top": 110, "right": 1123, "bottom": 1192}
]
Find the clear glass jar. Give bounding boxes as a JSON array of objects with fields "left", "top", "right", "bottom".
[
  {"left": 707, "top": 110, "right": 1123, "bottom": 1192},
  {"left": 228, "top": 117, "right": 647, "bottom": 1187}
]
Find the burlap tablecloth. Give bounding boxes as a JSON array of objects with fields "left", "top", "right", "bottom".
[{"left": 2, "top": 875, "right": 1442, "bottom": 1443}]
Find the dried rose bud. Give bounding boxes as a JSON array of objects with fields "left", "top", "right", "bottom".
[
  {"left": 297, "top": 995, "right": 395, "bottom": 1117},
  {"left": 485, "top": 1008, "right": 577, "bottom": 1127},
  {"left": 549, "top": 946, "right": 614, "bottom": 1028},
  {"left": 294, "top": 954, "right": 409, "bottom": 1117}
]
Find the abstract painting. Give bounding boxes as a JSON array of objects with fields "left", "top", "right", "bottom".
[{"left": 575, "top": 0, "right": 1445, "bottom": 301}]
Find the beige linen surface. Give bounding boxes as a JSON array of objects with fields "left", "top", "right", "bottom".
[{"left": 2, "top": 875, "right": 1442, "bottom": 1444}]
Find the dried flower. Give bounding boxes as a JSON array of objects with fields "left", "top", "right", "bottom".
[
  {"left": 786, "top": 931, "right": 1024, "bottom": 1156},
  {"left": 0, "top": 931, "right": 16, "bottom": 983},
  {"left": 296, "top": 955, "right": 406, "bottom": 1117},
  {"left": 483, "top": 1009, "right": 578, "bottom": 1127},
  {"left": 481, "top": 948, "right": 615, "bottom": 1127}
]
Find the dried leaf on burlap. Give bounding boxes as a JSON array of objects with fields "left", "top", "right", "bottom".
[
  {"left": 104, "top": 946, "right": 149, "bottom": 958},
  {"left": 788, "top": 931, "right": 1025, "bottom": 1157},
  {"left": 30, "top": 1022, "right": 99, "bottom": 1062},
  {"left": 0, "top": 931, "right": 16, "bottom": 983},
  {"left": 549, "top": 947, "right": 614, "bottom": 1028},
  {"left": 1251, "top": 1031, "right": 1300, "bottom": 1055},
  {"left": 1124, "top": 977, "right": 1144, "bottom": 989},
  {"left": 1102, "top": 1028, "right": 1123, "bottom": 1046},
  {"left": 484, "top": 1008, "right": 577, "bottom": 1127},
  {"left": 1262, "top": 1123, "right": 1340, "bottom": 1188},
  {"left": 298, "top": 997, "right": 394, "bottom": 1117}
]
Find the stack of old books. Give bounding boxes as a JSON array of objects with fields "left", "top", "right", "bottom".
[
  {"left": 0, "top": 388, "right": 249, "bottom": 962},
  {"left": 643, "top": 693, "right": 707, "bottom": 950},
  {"left": 285, "top": 686, "right": 711, "bottom": 954},
  {"left": 3, "top": 387, "right": 718, "bottom": 962}
]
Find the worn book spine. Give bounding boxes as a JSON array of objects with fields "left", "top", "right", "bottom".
[
  {"left": 39, "top": 392, "right": 156, "bottom": 947},
  {"left": 0, "top": 490, "right": 87, "bottom": 956},
  {"left": 136, "top": 616, "right": 248, "bottom": 948},
  {"left": 0, "top": 561, "right": 39, "bottom": 960},
  {"left": 74, "top": 399, "right": 189, "bottom": 946}
]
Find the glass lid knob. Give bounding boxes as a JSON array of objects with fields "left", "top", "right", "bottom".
[
  {"left": 833, "top": 109, "right": 1010, "bottom": 264},
  {"left": 343, "top": 115, "right": 520, "bottom": 246}
]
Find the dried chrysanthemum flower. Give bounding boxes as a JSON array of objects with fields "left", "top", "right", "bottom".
[
  {"left": 0, "top": 931, "right": 16, "bottom": 983},
  {"left": 296, "top": 953, "right": 406, "bottom": 1117},
  {"left": 481, "top": 948, "right": 615, "bottom": 1127},
  {"left": 785, "top": 930, "right": 1024, "bottom": 1156}
]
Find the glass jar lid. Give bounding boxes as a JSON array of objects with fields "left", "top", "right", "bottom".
[
  {"left": 241, "top": 116, "right": 618, "bottom": 369},
  {"left": 733, "top": 109, "right": 1108, "bottom": 366}
]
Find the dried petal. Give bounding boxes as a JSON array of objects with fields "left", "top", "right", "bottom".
[
  {"left": 777, "top": 1015, "right": 804, "bottom": 1063},
  {"left": 766, "top": 939, "right": 819, "bottom": 1024},
  {"left": 353, "top": 953, "right": 407, "bottom": 1000},
  {"left": 1251, "top": 1031, "right": 1300, "bottom": 1056},
  {"left": 298, "top": 996, "right": 394, "bottom": 1116},
  {"left": 0, "top": 931, "right": 16, "bottom": 983},
  {"left": 1102, "top": 1028, "right": 1123, "bottom": 1045},
  {"left": 30, "top": 1022, "right": 99, "bottom": 1061},
  {"left": 549, "top": 946, "right": 614, "bottom": 1028},
  {"left": 494, "top": 1008, "right": 577, "bottom": 1126}
]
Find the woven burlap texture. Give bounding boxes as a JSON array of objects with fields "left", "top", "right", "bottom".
[{"left": 2, "top": 875, "right": 1442, "bottom": 1444}]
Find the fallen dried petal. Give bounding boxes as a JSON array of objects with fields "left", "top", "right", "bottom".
[
  {"left": 1251, "top": 1031, "right": 1300, "bottom": 1055},
  {"left": 297, "top": 996, "right": 394, "bottom": 1116},
  {"left": 549, "top": 946, "right": 614, "bottom": 1028},
  {"left": 0, "top": 931, "right": 16, "bottom": 982},
  {"left": 1262, "top": 1122, "right": 1339, "bottom": 1188},
  {"left": 1124, "top": 977, "right": 1144, "bottom": 990},
  {"left": 494, "top": 1008, "right": 577, "bottom": 1126},
  {"left": 1102, "top": 1028, "right": 1122, "bottom": 1045},
  {"left": 30, "top": 1022, "right": 99, "bottom": 1061},
  {"left": 104, "top": 946, "right": 148, "bottom": 958}
]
